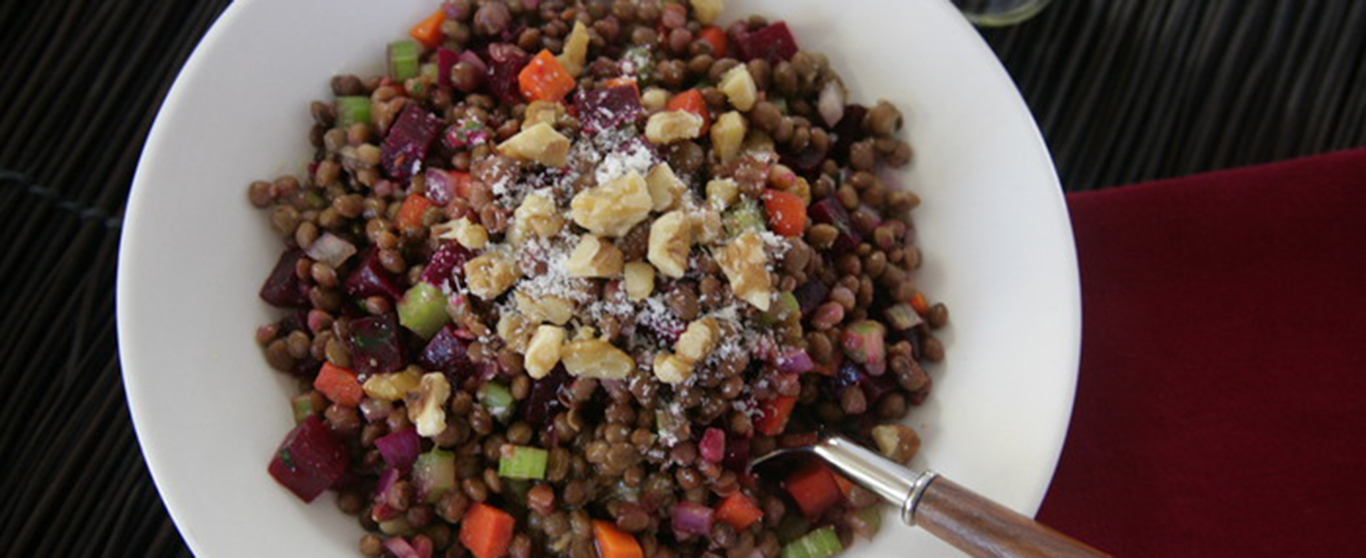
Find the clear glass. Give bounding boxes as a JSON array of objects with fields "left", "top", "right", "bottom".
[{"left": 951, "top": 0, "right": 1053, "bottom": 26}]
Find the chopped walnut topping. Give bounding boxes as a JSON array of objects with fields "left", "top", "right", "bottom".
[
  {"left": 557, "top": 20, "right": 590, "bottom": 77},
  {"left": 652, "top": 352, "right": 693, "bottom": 384},
  {"left": 717, "top": 230, "right": 773, "bottom": 310},
  {"left": 648, "top": 210, "right": 693, "bottom": 278},
  {"left": 436, "top": 217, "right": 489, "bottom": 250},
  {"left": 464, "top": 252, "right": 518, "bottom": 300},
  {"left": 407, "top": 372, "right": 451, "bottom": 438},
  {"left": 711, "top": 111, "right": 747, "bottom": 164},
  {"left": 515, "top": 291, "right": 576, "bottom": 325},
  {"left": 646, "top": 163, "right": 687, "bottom": 212},
  {"left": 561, "top": 338, "right": 634, "bottom": 379},
  {"left": 565, "top": 235, "right": 625, "bottom": 278},
  {"left": 706, "top": 178, "right": 739, "bottom": 210},
  {"left": 570, "top": 170, "right": 653, "bottom": 237},
  {"left": 718, "top": 65, "right": 757, "bottom": 111},
  {"left": 675, "top": 317, "right": 719, "bottom": 362},
  {"left": 523, "top": 101, "right": 566, "bottom": 130},
  {"left": 498, "top": 122, "right": 571, "bottom": 167},
  {"left": 623, "top": 261, "right": 656, "bottom": 301},
  {"left": 645, "top": 110, "right": 705, "bottom": 144},
  {"left": 524, "top": 325, "right": 567, "bottom": 379}
]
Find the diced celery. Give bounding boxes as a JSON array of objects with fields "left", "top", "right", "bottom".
[
  {"left": 622, "top": 45, "right": 654, "bottom": 84},
  {"left": 398, "top": 281, "right": 450, "bottom": 339},
  {"left": 499, "top": 445, "right": 549, "bottom": 479},
  {"left": 335, "top": 96, "right": 371, "bottom": 128},
  {"left": 780, "top": 526, "right": 843, "bottom": 558},
  {"left": 724, "top": 200, "right": 766, "bottom": 239},
  {"left": 412, "top": 449, "right": 457, "bottom": 504},
  {"left": 762, "top": 291, "right": 801, "bottom": 326},
  {"left": 853, "top": 505, "right": 883, "bottom": 539},
  {"left": 420, "top": 62, "right": 439, "bottom": 81},
  {"left": 290, "top": 392, "right": 324, "bottom": 423},
  {"left": 479, "top": 382, "right": 514, "bottom": 421},
  {"left": 883, "top": 303, "right": 922, "bottom": 331},
  {"left": 389, "top": 40, "right": 420, "bottom": 81}
]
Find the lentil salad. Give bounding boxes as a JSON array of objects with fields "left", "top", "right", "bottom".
[{"left": 250, "top": 1, "right": 949, "bottom": 556}]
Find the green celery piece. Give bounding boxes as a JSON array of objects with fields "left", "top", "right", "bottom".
[
  {"left": 412, "top": 449, "right": 457, "bottom": 504},
  {"left": 290, "top": 393, "right": 321, "bottom": 423},
  {"left": 622, "top": 45, "right": 655, "bottom": 85},
  {"left": 723, "top": 200, "right": 766, "bottom": 239},
  {"left": 335, "top": 96, "right": 371, "bottom": 128},
  {"left": 420, "top": 62, "right": 439, "bottom": 81},
  {"left": 398, "top": 281, "right": 450, "bottom": 339},
  {"left": 780, "top": 526, "right": 843, "bottom": 558},
  {"left": 498, "top": 445, "right": 549, "bottom": 479},
  {"left": 389, "top": 40, "right": 420, "bottom": 81},
  {"left": 854, "top": 505, "right": 883, "bottom": 539},
  {"left": 761, "top": 291, "right": 801, "bottom": 326},
  {"left": 479, "top": 382, "right": 515, "bottom": 421}
]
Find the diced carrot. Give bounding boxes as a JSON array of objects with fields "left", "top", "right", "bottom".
[
  {"left": 460, "top": 502, "right": 516, "bottom": 558},
  {"left": 761, "top": 189, "right": 807, "bottom": 237},
  {"left": 602, "top": 76, "right": 641, "bottom": 96},
  {"left": 699, "top": 26, "right": 728, "bottom": 58},
  {"left": 409, "top": 9, "right": 447, "bottom": 49},
  {"left": 909, "top": 290, "right": 930, "bottom": 315},
  {"left": 313, "top": 363, "right": 363, "bottom": 407},
  {"left": 450, "top": 171, "right": 474, "bottom": 200},
  {"left": 832, "top": 473, "right": 855, "bottom": 498},
  {"left": 592, "top": 520, "right": 644, "bottom": 558},
  {"left": 714, "top": 492, "right": 764, "bottom": 531},
  {"left": 754, "top": 395, "right": 797, "bottom": 436},
  {"left": 397, "top": 194, "right": 436, "bottom": 231},
  {"left": 667, "top": 89, "right": 711, "bottom": 134},
  {"left": 784, "top": 463, "right": 844, "bottom": 520},
  {"left": 519, "top": 49, "right": 577, "bottom": 102}
]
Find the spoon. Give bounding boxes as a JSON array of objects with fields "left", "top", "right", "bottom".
[{"left": 751, "top": 434, "right": 1108, "bottom": 558}]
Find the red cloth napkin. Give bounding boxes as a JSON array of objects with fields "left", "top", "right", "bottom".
[{"left": 1036, "top": 149, "right": 1366, "bottom": 556}]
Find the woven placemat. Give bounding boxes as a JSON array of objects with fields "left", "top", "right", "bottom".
[{"left": 0, "top": 1, "right": 1361, "bottom": 556}]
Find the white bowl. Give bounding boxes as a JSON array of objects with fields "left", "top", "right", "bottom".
[{"left": 117, "top": 0, "right": 1080, "bottom": 556}]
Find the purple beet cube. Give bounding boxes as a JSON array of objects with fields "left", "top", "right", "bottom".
[
  {"left": 575, "top": 85, "right": 643, "bottom": 134},
  {"left": 348, "top": 313, "right": 406, "bottom": 375},
  {"left": 381, "top": 103, "right": 444, "bottom": 182},
  {"left": 267, "top": 416, "right": 350, "bottom": 503},
  {"left": 343, "top": 249, "right": 404, "bottom": 301},
  {"left": 808, "top": 197, "right": 863, "bottom": 252},
  {"left": 485, "top": 44, "right": 531, "bottom": 105},
  {"left": 260, "top": 249, "right": 310, "bottom": 308},
  {"left": 418, "top": 242, "right": 472, "bottom": 291},
  {"left": 738, "top": 22, "right": 799, "bottom": 63},
  {"left": 417, "top": 324, "right": 476, "bottom": 380}
]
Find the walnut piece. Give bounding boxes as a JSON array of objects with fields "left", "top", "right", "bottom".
[
  {"left": 623, "top": 261, "right": 655, "bottom": 301},
  {"left": 523, "top": 101, "right": 565, "bottom": 130},
  {"left": 711, "top": 111, "right": 747, "bottom": 164},
  {"left": 706, "top": 178, "right": 738, "bottom": 210},
  {"left": 561, "top": 338, "right": 635, "bottom": 379},
  {"left": 565, "top": 235, "right": 625, "bottom": 278},
  {"left": 645, "top": 110, "right": 705, "bottom": 144},
  {"left": 691, "top": 208, "right": 723, "bottom": 245},
  {"left": 406, "top": 372, "right": 451, "bottom": 438},
  {"left": 524, "top": 325, "right": 566, "bottom": 379},
  {"left": 718, "top": 65, "right": 757, "bottom": 111},
  {"left": 557, "top": 21, "right": 590, "bottom": 77},
  {"left": 570, "top": 170, "right": 653, "bottom": 237},
  {"left": 512, "top": 191, "right": 564, "bottom": 241},
  {"left": 641, "top": 87, "right": 670, "bottom": 112},
  {"left": 464, "top": 252, "right": 518, "bottom": 300},
  {"left": 498, "top": 122, "right": 571, "bottom": 167},
  {"left": 675, "top": 317, "right": 719, "bottom": 362},
  {"left": 652, "top": 352, "right": 693, "bottom": 384},
  {"left": 648, "top": 210, "right": 693, "bottom": 278},
  {"left": 689, "top": 0, "right": 724, "bottom": 25},
  {"left": 717, "top": 230, "right": 773, "bottom": 310},
  {"left": 362, "top": 369, "right": 421, "bottom": 402},
  {"left": 646, "top": 163, "right": 687, "bottom": 212},
  {"left": 497, "top": 313, "right": 536, "bottom": 353},
  {"left": 436, "top": 217, "right": 489, "bottom": 250},
  {"left": 515, "top": 291, "right": 577, "bottom": 325}
]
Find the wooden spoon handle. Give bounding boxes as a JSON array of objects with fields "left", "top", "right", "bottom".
[{"left": 914, "top": 476, "right": 1109, "bottom": 558}]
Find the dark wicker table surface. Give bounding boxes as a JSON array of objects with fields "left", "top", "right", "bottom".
[{"left": 1, "top": 1, "right": 1362, "bottom": 556}]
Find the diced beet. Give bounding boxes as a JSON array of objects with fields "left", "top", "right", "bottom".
[
  {"left": 779, "top": 144, "right": 827, "bottom": 177},
  {"left": 523, "top": 367, "right": 570, "bottom": 428},
  {"left": 723, "top": 434, "right": 751, "bottom": 473},
  {"left": 424, "top": 169, "right": 455, "bottom": 206},
  {"left": 375, "top": 428, "right": 422, "bottom": 473},
  {"left": 418, "top": 324, "right": 477, "bottom": 380},
  {"left": 268, "top": 416, "right": 350, "bottom": 502},
  {"left": 808, "top": 197, "right": 863, "bottom": 252},
  {"left": 381, "top": 104, "right": 444, "bottom": 182},
  {"left": 419, "top": 242, "right": 472, "bottom": 291},
  {"left": 343, "top": 249, "right": 404, "bottom": 301},
  {"left": 260, "top": 249, "right": 310, "bottom": 308},
  {"left": 348, "top": 313, "right": 406, "bottom": 375},
  {"left": 830, "top": 104, "right": 868, "bottom": 159},
  {"left": 737, "top": 22, "right": 799, "bottom": 63},
  {"left": 793, "top": 279, "right": 831, "bottom": 318},
  {"left": 436, "top": 47, "right": 460, "bottom": 90},
  {"left": 485, "top": 43, "right": 531, "bottom": 105},
  {"left": 574, "top": 85, "right": 643, "bottom": 134},
  {"left": 699, "top": 428, "right": 726, "bottom": 464}
]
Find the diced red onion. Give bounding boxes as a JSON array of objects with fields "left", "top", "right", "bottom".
[
  {"left": 459, "top": 50, "right": 488, "bottom": 75},
  {"left": 699, "top": 428, "right": 726, "bottom": 464},
  {"left": 775, "top": 348, "right": 814, "bottom": 375},
  {"left": 375, "top": 427, "right": 421, "bottom": 473},
  {"left": 304, "top": 232, "right": 357, "bottom": 269},
  {"left": 671, "top": 500, "right": 715, "bottom": 536},
  {"left": 818, "top": 80, "right": 846, "bottom": 127},
  {"left": 375, "top": 467, "right": 399, "bottom": 499},
  {"left": 383, "top": 537, "right": 424, "bottom": 558}
]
